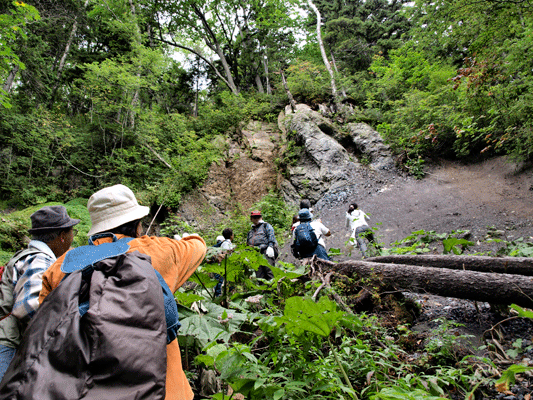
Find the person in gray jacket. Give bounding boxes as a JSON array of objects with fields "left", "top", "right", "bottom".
[
  {"left": 0, "top": 206, "right": 79, "bottom": 379},
  {"left": 246, "top": 210, "right": 278, "bottom": 280}
]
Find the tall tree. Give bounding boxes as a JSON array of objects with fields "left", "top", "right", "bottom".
[
  {"left": 314, "top": 0, "right": 411, "bottom": 74},
  {"left": 154, "top": 0, "right": 299, "bottom": 95},
  {"left": 0, "top": 1, "right": 40, "bottom": 107},
  {"left": 307, "top": 0, "right": 340, "bottom": 104}
]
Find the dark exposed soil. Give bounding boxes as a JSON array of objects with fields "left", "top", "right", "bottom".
[{"left": 318, "top": 156, "right": 533, "bottom": 258}]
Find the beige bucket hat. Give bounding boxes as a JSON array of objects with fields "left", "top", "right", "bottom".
[{"left": 87, "top": 184, "right": 149, "bottom": 236}]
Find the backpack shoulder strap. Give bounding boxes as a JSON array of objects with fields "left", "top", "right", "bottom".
[{"left": 61, "top": 235, "right": 134, "bottom": 273}]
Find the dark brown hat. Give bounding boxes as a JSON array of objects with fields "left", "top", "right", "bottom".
[{"left": 28, "top": 206, "right": 80, "bottom": 233}]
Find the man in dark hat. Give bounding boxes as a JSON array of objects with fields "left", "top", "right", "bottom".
[{"left": 0, "top": 205, "right": 79, "bottom": 380}]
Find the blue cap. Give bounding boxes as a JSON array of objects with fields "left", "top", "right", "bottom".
[{"left": 298, "top": 208, "right": 313, "bottom": 222}]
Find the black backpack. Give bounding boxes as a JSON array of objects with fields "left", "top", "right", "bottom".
[{"left": 292, "top": 222, "right": 319, "bottom": 259}]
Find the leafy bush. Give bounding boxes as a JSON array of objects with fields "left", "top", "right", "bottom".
[{"left": 285, "top": 60, "right": 332, "bottom": 105}]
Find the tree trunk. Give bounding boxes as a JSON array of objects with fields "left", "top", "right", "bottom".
[
  {"left": 330, "top": 50, "right": 347, "bottom": 98},
  {"left": 307, "top": 0, "right": 339, "bottom": 104},
  {"left": 129, "top": 0, "right": 141, "bottom": 128},
  {"left": 314, "top": 258, "right": 533, "bottom": 308},
  {"left": 254, "top": 70, "right": 265, "bottom": 93},
  {"left": 280, "top": 70, "right": 297, "bottom": 112},
  {"left": 3, "top": 65, "right": 19, "bottom": 94},
  {"left": 50, "top": 0, "right": 90, "bottom": 102},
  {"left": 192, "top": 4, "right": 239, "bottom": 95},
  {"left": 263, "top": 53, "right": 271, "bottom": 96},
  {"left": 367, "top": 254, "right": 533, "bottom": 276}
]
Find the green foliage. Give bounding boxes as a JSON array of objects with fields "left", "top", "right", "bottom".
[
  {"left": 275, "top": 296, "right": 346, "bottom": 337},
  {"left": 179, "top": 301, "right": 248, "bottom": 344},
  {"left": 495, "top": 364, "right": 533, "bottom": 393},
  {"left": 276, "top": 138, "right": 303, "bottom": 177},
  {"left": 251, "top": 191, "right": 293, "bottom": 233},
  {"left": 64, "top": 198, "right": 91, "bottom": 247},
  {"left": 371, "top": 388, "right": 446, "bottom": 400},
  {"left": 0, "top": 198, "right": 90, "bottom": 264},
  {"left": 442, "top": 237, "right": 474, "bottom": 255},
  {"left": 510, "top": 304, "right": 533, "bottom": 319},
  {"left": 368, "top": 47, "right": 461, "bottom": 162},
  {"left": 492, "top": 237, "right": 533, "bottom": 258},
  {"left": 285, "top": 60, "right": 332, "bottom": 105},
  {"left": 424, "top": 318, "right": 472, "bottom": 364},
  {"left": 382, "top": 229, "right": 471, "bottom": 256},
  {"left": 315, "top": 0, "right": 411, "bottom": 75},
  {"left": 0, "top": 0, "right": 40, "bottom": 108}
]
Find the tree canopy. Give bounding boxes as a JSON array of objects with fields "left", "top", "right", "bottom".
[{"left": 2, "top": 0, "right": 533, "bottom": 205}]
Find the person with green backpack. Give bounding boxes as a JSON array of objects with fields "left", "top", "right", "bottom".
[{"left": 0, "top": 206, "right": 79, "bottom": 380}]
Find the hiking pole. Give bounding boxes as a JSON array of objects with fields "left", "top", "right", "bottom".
[
  {"left": 145, "top": 203, "right": 164, "bottom": 236},
  {"left": 145, "top": 174, "right": 179, "bottom": 236}
]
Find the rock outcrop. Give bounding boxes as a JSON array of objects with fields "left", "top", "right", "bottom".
[
  {"left": 177, "top": 121, "right": 280, "bottom": 230},
  {"left": 177, "top": 104, "right": 397, "bottom": 229},
  {"left": 346, "top": 123, "right": 396, "bottom": 171},
  {"left": 278, "top": 104, "right": 396, "bottom": 204}
]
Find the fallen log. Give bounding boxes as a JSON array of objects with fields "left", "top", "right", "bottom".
[
  {"left": 366, "top": 254, "right": 533, "bottom": 276},
  {"left": 314, "top": 258, "right": 533, "bottom": 308}
]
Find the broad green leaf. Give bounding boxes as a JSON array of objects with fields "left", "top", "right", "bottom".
[
  {"left": 276, "top": 296, "right": 345, "bottom": 337},
  {"left": 511, "top": 304, "right": 533, "bottom": 318}
]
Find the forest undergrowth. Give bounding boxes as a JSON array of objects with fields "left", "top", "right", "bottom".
[{"left": 2, "top": 193, "right": 533, "bottom": 399}]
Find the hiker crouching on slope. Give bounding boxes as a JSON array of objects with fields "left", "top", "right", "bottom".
[
  {"left": 38, "top": 184, "right": 207, "bottom": 400},
  {"left": 0, "top": 206, "right": 79, "bottom": 380},
  {"left": 346, "top": 202, "right": 376, "bottom": 258},
  {"left": 246, "top": 210, "right": 277, "bottom": 280}
]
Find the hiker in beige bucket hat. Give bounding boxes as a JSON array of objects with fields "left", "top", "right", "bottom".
[
  {"left": 39, "top": 183, "right": 207, "bottom": 400},
  {"left": 87, "top": 184, "right": 150, "bottom": 236}
]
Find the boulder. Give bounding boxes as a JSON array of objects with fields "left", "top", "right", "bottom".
[
  {"left": 279, "top": 104, "right": 361, "bottom": 204},
  {"left": 346, "top": 122, "right": 395, "bottom": 171}
]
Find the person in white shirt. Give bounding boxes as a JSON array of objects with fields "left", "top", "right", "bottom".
[
  {"left": 293, "top": 208, "right": 331, "bottom": 260},
  {"left": 345, "top": 202, "right": 376, "bottom": 258},
  {"left": 220, "top": 228, "right": 235, "bottom": 250}
]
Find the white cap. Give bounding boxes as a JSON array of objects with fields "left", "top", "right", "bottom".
[{"left": 87, "top": 184, "right": 149, "bottom": 236}]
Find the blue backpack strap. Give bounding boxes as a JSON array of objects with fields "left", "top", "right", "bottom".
[
  {"left": 153, "top": 270, "right": 181, "bottom": 344},
  {"left": 61, "top": 234, "right": 134, "bottom": 274}
]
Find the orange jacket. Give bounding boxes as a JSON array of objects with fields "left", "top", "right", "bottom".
[{"left": 39, "top": 234, "right": 207, "bottom": 400}]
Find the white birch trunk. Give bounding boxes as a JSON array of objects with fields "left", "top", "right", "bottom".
[
  {"left": 307, "top": 0, "right": 339, "bottom": 102},
  {"left": 263, "top": 53, "right": 271, "bottom": 96}
]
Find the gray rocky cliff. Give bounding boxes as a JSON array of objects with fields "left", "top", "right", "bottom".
[
  {"left": 278, "top": 104, "right": 397, "bottom": 206},
  {"left": 176, "top": 104, "right": 398, "bottom": 230}
]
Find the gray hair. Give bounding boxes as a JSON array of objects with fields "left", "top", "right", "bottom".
[{"left": 32, "top": 229, "right": 63, "bottom": 244}]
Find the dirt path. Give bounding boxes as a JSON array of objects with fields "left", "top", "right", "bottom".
[{"left": 315, "top": 156, "right": 533, "bottom": 259}]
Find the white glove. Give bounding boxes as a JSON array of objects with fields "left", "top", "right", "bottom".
[{"left": 265, "top": 246, "right": 275, "bottom": 258}]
